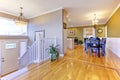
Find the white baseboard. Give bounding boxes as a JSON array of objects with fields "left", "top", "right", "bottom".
[
  {"left": 60, "top": 54, "right": 64, "bottom": 57},
  {"left": 33, "top": 60, "right": 39, "bottom": 63},
  {"left": 107, "top": 46, "right": 120, "bottom": 58},
  {"left": 106, "top": 38, "right": 120, "bottom": 58},
  {"left": 1, "top": 67, "right": 28, "bottom": 80}
]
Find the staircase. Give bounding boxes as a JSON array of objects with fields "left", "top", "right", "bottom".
[{"left": 19, "top": 37, "right": 56, "bottom": 69}]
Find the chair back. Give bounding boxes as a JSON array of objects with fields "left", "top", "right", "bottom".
[
  {"left": 102, "top": 38, "right": 106, "bottom": 43},
  {"left": 90, "top": 38, "right": 100, "bottom": 48},
  {"left": 101, "top": 38, "right": 106, "bottom": 56}
]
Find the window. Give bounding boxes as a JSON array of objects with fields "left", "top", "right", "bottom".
[
  {"left": 83, "top": 28, "right": 95, "bottom": 38},
  {"left": 0, "top": 17, "right": 27, "bottom": 35}
]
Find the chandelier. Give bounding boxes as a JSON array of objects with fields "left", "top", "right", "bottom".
[
  {"left": 14, "top": 7, "right": 26, "bottom": 25},
  {"left": 92, "top": 14, "right": 98, "bottom": 28}
]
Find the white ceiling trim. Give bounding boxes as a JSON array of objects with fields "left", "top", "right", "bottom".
[
  {"left": 69, "top": 22, "right": 105, "bottom": 28},
  {"left": 29, "top": 7, "right": 63, "bottom": 19},
  {"left": 0, "top": 7, "right": 64, "bottom": 20},
  {"left": 0, "top": 10, "right": 17, "bottom": 17},
  {"left": 105, "top": 2, "right": 120, "bottom": 24}
]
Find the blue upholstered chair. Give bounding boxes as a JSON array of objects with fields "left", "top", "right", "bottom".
[
  {"left": 84, "top": 38, "right": 90, "bottom": 53},
  {"left": 89, "top": 37, "right": 100, "bottom": 57},
  {"left": 101, "top": 38, "right": 106, "bottom": 56}
]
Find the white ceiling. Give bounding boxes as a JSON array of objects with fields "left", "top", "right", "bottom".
[{"left": 0, "top": 0, "right": 120, "bottom": 27}]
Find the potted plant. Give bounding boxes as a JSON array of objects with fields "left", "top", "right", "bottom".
[
  {"left": 49, "top": 44, "right": 59, "bottom": 61},
  {"left": 78, "top": 40, "right": 83, "bottom": 45}
]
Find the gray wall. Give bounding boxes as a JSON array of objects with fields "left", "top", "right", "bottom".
[{"left": 27, "top": 10, "right": 64, "bottom": 54}]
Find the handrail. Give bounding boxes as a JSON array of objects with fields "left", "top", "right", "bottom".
[
  {"left": 18, "top": 41, "right": 36, "bottom": 60},
  {"left": 19, "top": 41, "right": 37, "bottom": 68},
  {"left": 19, "top": 37, "right": 56, "bottom": 69}
]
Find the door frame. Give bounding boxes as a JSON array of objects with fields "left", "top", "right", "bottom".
[
  {"left": 0, "top": 41, "right": 1, "bottom": 74},
  {"left": 34, "top": 30, "right": 45, "bottom": 62},
  {"left": 34, "top": 30, "right": 45, "bottom": 41},
  {"left": 1, "top": 40, "right": 19, "bottom": 75}
]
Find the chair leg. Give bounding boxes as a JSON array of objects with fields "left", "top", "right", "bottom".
[
  {"left": 102, "top": 50, "right": 105, "bottom": 56},
  {"left": 85, "top": 44, "right": 88, "bottom": 53},
  {"left": 98, "top": 49, "right": 100, "bottom": 57},
  {"left": 102, "top": 46, "right": 105, "bottom": 56},
  {"left": 90, "top": 49, "right": 93, "bottom": 55}
]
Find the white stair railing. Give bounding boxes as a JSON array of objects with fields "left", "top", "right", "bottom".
[
  {"left": 18, "top": 50, "right": 29, "bottom": 69},
  {"left": 43, "top": 38, "right": 57, "bottom": 61},
  {"left": 19, "top": 37, "right": 56, "bottom": 68},
  {"left": 28, "top": 41, "right": 39, "bottom": 64},
  {"left": 19, "top": 41, "right": 38, "bottom": 68}
]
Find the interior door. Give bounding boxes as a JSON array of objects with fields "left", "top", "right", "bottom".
[{"left": 1, "top": 40, "right": 19, "bottom": 75}]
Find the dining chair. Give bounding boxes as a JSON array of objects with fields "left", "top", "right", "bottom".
[
  {"left": 89, "top": 38, "right": 100, "bottom": 57},
  {"left": 84, "top": 38, "right": 90, "bottom": 53},
  {"left": 101, "top": 38, "right": 106, "bottom": 56}
]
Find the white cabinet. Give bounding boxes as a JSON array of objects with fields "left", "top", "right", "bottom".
[{"left": 67, "top": 38, "right": 74, "bottom": 49}]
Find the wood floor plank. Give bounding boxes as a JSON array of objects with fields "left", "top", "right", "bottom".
[{"left": 13, "top": 45, "right": 120, "bottom": 80}]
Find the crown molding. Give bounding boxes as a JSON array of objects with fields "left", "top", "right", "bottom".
[
  {"left": 105, "top": 2, "right": 120, "bottom": 24},
  {"left": 0, "top": 11, "right": 28, "bottom": 21},
  {"left": 29, "top": 7, "right": 63, "bottom": 19},
  {"left": 0, "top": 10, "right": 17, "bottom": 17}
]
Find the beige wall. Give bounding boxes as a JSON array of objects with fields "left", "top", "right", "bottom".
[
  {"left": 105, "top": 7, "right": 120, "bottom": 57},
  {"left": 27, "top": 10, "right": 64, "bottom": 54},
  {"left": 67, "top": 27, "right": 83, "bottom": 40},
  {"left": 67, "top": 25, "right": 106, "bottom": 41},
  {"left": 106, "top": 7, "right": 120, "bottom": 37},
  {"left": 95, "top": 25, "right": 106, "bottom": 37}
]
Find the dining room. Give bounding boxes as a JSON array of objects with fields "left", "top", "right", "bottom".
[{"left": 65, "top": 6, "right": 120, "bottom": 79}]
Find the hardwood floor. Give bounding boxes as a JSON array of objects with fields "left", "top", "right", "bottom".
[
  {"left": 66, "top": 46, "right": 120, "bottom": 70},
  {"left": 14, "top": 45, "right": 120, "bottom": 80}
]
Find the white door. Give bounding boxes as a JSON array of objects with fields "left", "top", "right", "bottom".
[{"left": 1, "top": 41, "right": 19, "bottom": 75}]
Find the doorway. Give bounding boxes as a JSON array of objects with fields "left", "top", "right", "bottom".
[
  {"left": 35, "top": 30, "right": 45, "bottom": 41},
  {"left": 35, "top": 30, "right": 45, "bottom": 62},
  {"left": 83, "top": 28, "right": 95, "bottom": 38},
  {"left": 1, "top": 40, "right": 19, "bottom": 75}
]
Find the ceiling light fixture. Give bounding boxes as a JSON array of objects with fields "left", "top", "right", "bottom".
[
  {"left": 92, "top": 14, "right": 98, "bottom": 29},
  {"left": 14, "top": 7, "right": 26, "bottom": 25}
]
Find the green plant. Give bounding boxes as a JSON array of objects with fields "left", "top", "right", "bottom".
[
  {"left": 78, "top": 40, "right": 83, "bottom": 44},
  {"left": 49, "top": 44, "right": 59, "bottom": 61}
]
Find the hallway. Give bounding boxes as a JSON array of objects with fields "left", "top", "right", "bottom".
[{"left": 14, "top": 46, "right": 120, "bottom": 80}]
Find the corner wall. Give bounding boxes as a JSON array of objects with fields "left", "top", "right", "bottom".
[
  {"left": 106, "top": 6, "right": 120, "bottom": 57},
  {"left": 106, "top": 7, "right": 120, "bottom": 37},
  {"left": 27, "top": 10, "right": 64, "bottom": 54}
]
